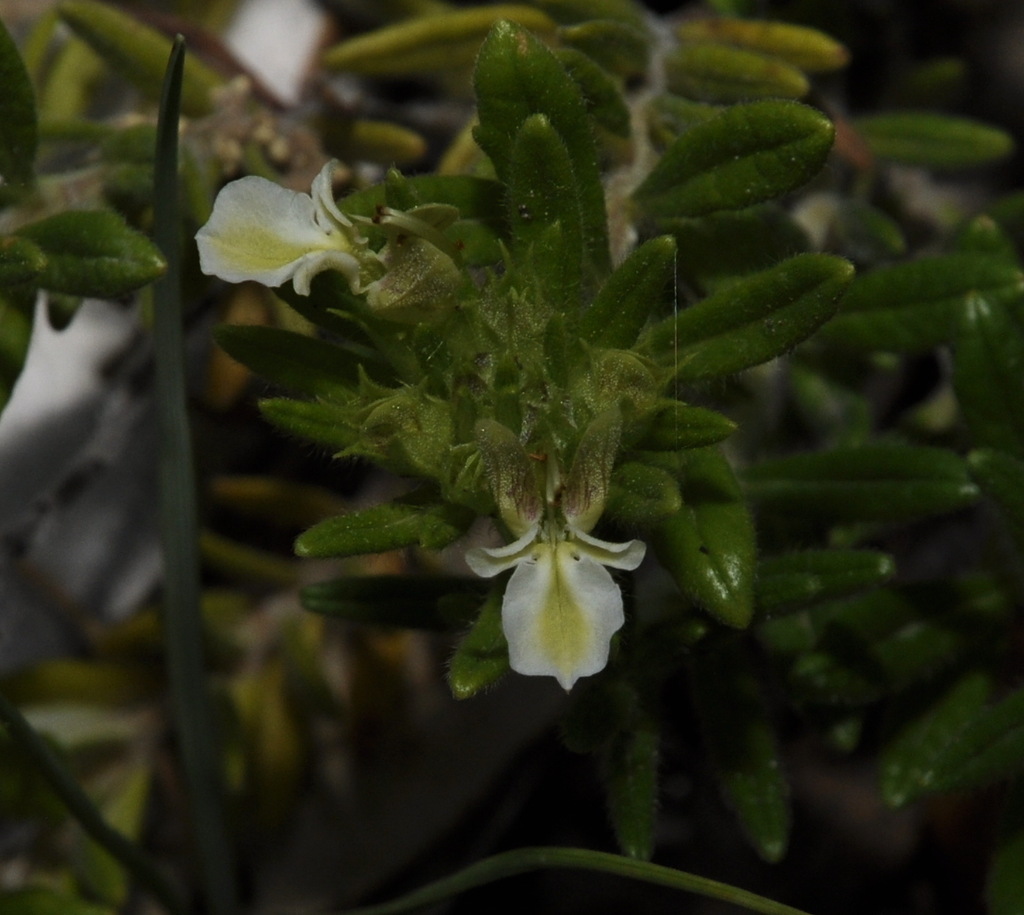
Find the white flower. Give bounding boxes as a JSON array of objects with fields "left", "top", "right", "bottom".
[
  {"left": 195, "top": 160, "right": 380, "bottom": 295},
  {"left": 466, "top": 519, "right": 645, "bottom": 691},
  {"left": 466, "top": 413, "right": 645, "bottom": 691}
]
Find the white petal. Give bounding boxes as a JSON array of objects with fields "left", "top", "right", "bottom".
[
  {"left": 501, "top": 541, "right": 625, "bottom": 691},
  {"left": 572, "top": 527, "right": 646, "bottom": 570},
  {"left": 464, "top": 524, "right": 539, "bottom": 578},
  {"left": 196, "top": 176, "right": 330, "bottom": 288},
  {"left": 311, "top": 160, "right": 361, "bottom": 238}
]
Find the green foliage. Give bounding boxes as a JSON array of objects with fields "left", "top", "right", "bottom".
[{"left": 0, "top": 17, "right": 37, "bottom": 195}]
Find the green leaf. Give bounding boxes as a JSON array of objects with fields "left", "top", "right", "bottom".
[
  {"left": 676, "top": 17, "right": 850, "bottom": 73},
  {"left": 665, "top": 205, "right": 809, "bottom": 291},
  {"left": 631, "top": 401, "right": 737, "bottom": 451},
  {"left": 643, "top": 254, "right": 854, "bottom": 381},
  {"left": 824, "top": 253, "right": 1024, "bottom": 352},
  {"left": 604, "top": 724, "right": 660, "bottom": 860},
  {"left": 447, "top": 588, "right": 510, "bottom": 699},
  {"left": 507, "top": 114, "right": 583, "bottom": 308},
  {"left": 554, "top": 48, "right": 631, "bottom": 137},
  {"left": 666, "top": 43, "right": 809, "bottom": 103},
  {"left": 743, "top": 444, "right": 980, "bottom": 523},
  {"left": 258, "top": 398, "right": 356, "bottom": 451},
  {"left": 954, "top": 295, "right": 1024, "bottom": 458},
  {"left": 301, "top": 575, "right": 481, "bottom": 629},
  {"left": 215, "top": 325, "right": 375, "bottom": 397},
  {"left": 755, "top": 549, "right": 895, "bottom": 617},
  {"left": 969, "top": 449, "right": 1024, "bottom": 557},
  {"left": 651, "top": 448, "right": 756, "bottom": 627},
  {"left": 783, "top": 579, "right": 1008, "bottom": 706},
  {"left": 474, "top": 20, "right": 609, "bottom": 276},
  {"left": 856, "top": 111, "right": 1015, "bottom": 170},
  {"left": 988, "top": 781, "right": 1024, "bottom": 915},
  {"left": 581, "top": 236, "right": 676, "bottom": 347},
  {"left": 557, "top": 19, "right": 649, "bottom": 78},
  {"left": 0, "top": 16, "right": 37, "bottom": 192},
  {"left": 0, "top": 236, "right": 47, "bottom": 286},
  {"left": 531, "top": 0, "right": 646, "bottom": 29},
  {"left": 57, "top": 0, "right": 223, "bottom": 117},
  {"left": 296, "top": 500, "right": 472, "bottom": 558},
  {"left": 606, "top": 462, "right": 682, "bottom": 526},
  {"left": 0, "top": 888, "right": 113, "bottom": 915},
  {"left": 322, "top": 5, "right": 556, "bottom": 74},
  {"left": 16, "top": 210, "right": 165, "bottom": 297},
  {"left": 690, "top": 640, "right": 790, "bottom": 862},
  {"left": 633, "top": 100, "right": 834, "bottom": 218}
]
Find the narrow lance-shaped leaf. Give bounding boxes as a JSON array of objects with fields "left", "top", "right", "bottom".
[
  {"left": 665, "top": 43, "right": 809, "bottom": 104},
  {"left": 16, "top": 211, "right": 165, "bottom": 298},
  {"left": 322, "top": 5, "right": 556, "bottom": 74},
  {"left": 855, "top": 111, "right": 1015, "bottom": 170},
  {"left": 690, "top": 639, "right": 790, "bottom": 862},
  {"left": 743, "top": 444, "right": 980, "bottom": 523},
  {"left": 554, "top": 48, "right": 631, "bottom": 137},
  {"left": 295, "top": 500, "right": 473, "bottom": 558},
  {"left": 825, "top": 253, "right": 1024, "bottom": 352},
  {"left": 581, "top": 236, "right": 676, "bottom": 348},
  {"left": 0, "top": 16, "right": 37, "bottom": 192},
  {"left": 57, "top": 0, "right": 223, "bottom": 117},
  {"left": 651, "top": 447, "right": 756, "bottom": 628},
  {"left": 676, "top": 17, "right": 850, "bottom": 72},
  {"left": 969, "top": 448, "right": 1024, "bottom": 558},
  {"left": 755, "top": 549, "right": 895, "bottom": 618},
  {"left": 603, "top": 723, "right": 660, "bottom": 861},
  {"left": 507, "top": 114, "right": 583, "bottom": 309},
  {"left": 448, "top": 588, "right": 511, "bottom": 699},
  {"left": 557, "top": 19, "right": 650, "bottom": 78},
  {"left": 634, "top": 99, "right": 835, "bottom": 218},
  {"left": 644, "top": 253, "right": 854, "bottom": 381},
  {"left": 954, "top": 295, "right": 1024, "bottom": 458},
  {"left": 474, "top": 21, "right": 610, "bottom": 276}
]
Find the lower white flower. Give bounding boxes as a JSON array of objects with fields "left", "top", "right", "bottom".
[
  {"left": 195, "top": 160, "right": 380, "bottom": 295},
  {"left": 466, "top": 521, "right": 645, "bottom": 691}
]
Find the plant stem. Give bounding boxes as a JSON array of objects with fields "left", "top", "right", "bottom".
[
  {"left": 0, "top": 689, "right": 188, "bottom": 915},
  {"left": 153, "top": 36, "right": 238, "bottom": 915},
  {"left": 337, "top": 846, "right": 814, "bottom": 915}
]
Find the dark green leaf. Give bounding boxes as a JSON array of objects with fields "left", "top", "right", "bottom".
[
  {"left": 969, "top": 448, "right": 1024, "bottom": 557},
  {"left": 631, "top": 401, "right": 737, "bottom": 451},
  {"left": 532, "top": 0, "right": 646, "bottom": 29},
  {"left": 17, "top": 210, "right": 165, "bottom": 297},
  {"left": 606, "top": 462, "right": 682, "bottom": 526},
  {"left": 665, "top": 205, "right": 809, "bottom": 291},
  {"left": 58, "top": 0, "right": 222, "bottom": 117},
  {"left": 0, "top": 17, "right": 37, "bottom": 192},
  {"left": 756, "top": 549, "right": 895, "bottom": 617},
  {"left": 824, "top": 253, "right": 1024, "bottom": 352},
  {"left": 784, "top": 579, "right": 1008, "bottom": 706},
  {"left": 644, "top": 254, "right": 854, "bottom": 380},
  {"left": 259, "top": 398, "right": 356, "bottom": 451},
  {"left": 0, "top": 888, "right": 112, "bottom": 915},
  {"left": 555, "top": 48, "right": 631, "bottom": 137},
  {"left": 988, "top": 781, "right": 1024, "bottom": 915},
  {"left": 604, "top": 724, "right": 660, "bottom": 860},
  {"left": 301, "top": 575, "right": 481, "bottom": 630},
  {"left": 856, "top": 111, "right": 1015, "bottom": 170},
  {"left": 447, "top": 588, "right": 510, "bottom": 699},
  {"left": 651, "top": 448, "right": 756, "bottom": 627},
  {"left": 295, "top": 500, "right": 472, "bottom": 558},
  {"left": 0, "top": 236, "right": 47, "bottom": 286},
  {"left": 474, "top": 21, "right": 609, "bottom": 276},
  {"left": 507, "top": 114, "right": 582, "bottom": 308},
  {"left": 666, "top": 43, "right": 809, "bottom": 103},
  {"left": 954, "top": 295, "right": 1024, "bottom": 458},
  {"left": 581, "top": 236, "right": 676, "bottom": 347},
  {"left": 557, "top": 19, "right": 649, "bottom": 78},
  {"left": 690, "top": 640, "right": 790, "bottom": 862},
  {"left": 215, "top": 325, "right": 377, "bottom": 397},
  {"left": 744, "top": 444, "right": 979, "bottom": 523},
  {"left": 634, "top": 100, "right": 834, "bottom": 218}
]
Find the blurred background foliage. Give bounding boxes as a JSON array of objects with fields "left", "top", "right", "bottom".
[{"left": 2, "top": 1, "right": 1024, "bottom": 914}]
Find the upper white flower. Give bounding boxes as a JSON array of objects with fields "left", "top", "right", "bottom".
[
  {"left": 195, "top": 160, "right": 380, "bottom": 296},
  {"left": 466, "top": 414, "right": 645, "bottom": 691}
]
